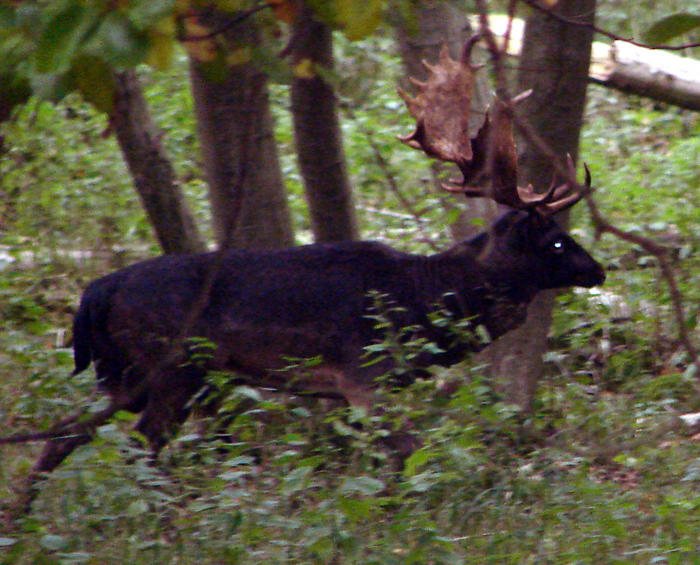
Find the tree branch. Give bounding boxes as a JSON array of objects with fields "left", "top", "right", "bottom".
[
  {"left": 519, "top": 0, "right": 700, "bottom": 51},
  {"left": 362, "top": 125, "right": 441, "bottom": 251},
  {"left": 472, "top": 1, "right": 700, "bottom": 378},
  {"left": 177, "top": 3, "right": 271, "bottom": 42}
]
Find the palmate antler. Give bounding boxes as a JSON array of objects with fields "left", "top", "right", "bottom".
[
  {"left": 398, "top": 36, "right": 587, "bottom": 216},
  {"left": 397, "top": 35, "right": 483, "bottom": 167}
]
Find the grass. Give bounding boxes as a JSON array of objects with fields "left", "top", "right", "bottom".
[{"left": 1, "top": 40, "right": 699, "bottom": 565}]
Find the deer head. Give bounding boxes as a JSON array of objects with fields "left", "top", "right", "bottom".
[{"left": 398, "top": 36, "right": 589, "bottom": 216}]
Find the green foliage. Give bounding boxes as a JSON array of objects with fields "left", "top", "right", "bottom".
[
  {"left": 643, "top": 12, "right": 700, "bottom": 45},
  {"left": 313, "top": 0, "right": 386, "bottom": 40},
  {"left": 0, "top": 0, "right": 396, "bottom": 119},
  {"left": 1, "top": 6, "right": 700, "bottom": 564},
  {"left": 598, "top": 0, "right": 700, "bottom": 56},
  {"left": 0, "top": 0, "right": 175, "bottom": 115},
  {"left": 0, "top": 95, "right": 154, "bottom": 258},
  {"left": 5, "top": 341, "right": 700, "bottom": 562}
]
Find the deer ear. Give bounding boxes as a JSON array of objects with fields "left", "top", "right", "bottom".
[
  {"left": 517, "top": 209, "right": 554, "bottom": 236},
  {"left": 508, "top": 211, "right": 543, "bottom": 249},
  {"left": 492, "top": 213, "right": 513, "bottom": 236}
]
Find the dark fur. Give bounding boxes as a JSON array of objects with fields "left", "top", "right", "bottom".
[{"left": 72, "top": 210, "right": 604, "bottom": 450}]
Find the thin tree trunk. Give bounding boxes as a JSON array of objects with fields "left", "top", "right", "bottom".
[
  {"left": 393, "top": 0, "right": 494, "bottom": 241},
  {"left": 0, "top": 96, "right": 13, "bottom": 154},
  {"left": 188, "top": 13, "right": 294, "bottom": 250},
  {"left": 111, "top": 70, "right": 205, "bottom": 255},
  {"left": 483, "top": 0, "right": 596, "bottom": 411},
  {"left": 290, "top": 6, "right": 358, "bottom": 242}
]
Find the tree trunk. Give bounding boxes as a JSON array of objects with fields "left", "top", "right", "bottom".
[
  {"left": 188, "top": 14, "right": 294, "bottom": 250},
  {"left": 482, "top": 0, "right": 596, "bottom": 411},
  {"left": 392, "top": 0, "right": 494, "bottom": 241},
  {"left": 472, "top": 14, "right": 700, "bottom": 111},
  {"left": 111, "top": 70, "right": 205, "bottom": 255},
  {"left": 0, "top": 96, "right": 12, "bottom": 154},
  {"left": 290, "top": 6, "right": 358, "bottom": 242}
]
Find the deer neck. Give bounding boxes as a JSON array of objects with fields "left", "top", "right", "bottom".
[
  {"left": 418, "top": 243, "right": 486, "bottom": 300},
  {"left": 423, "top": 241, "right": 539, "bottom": 340}
]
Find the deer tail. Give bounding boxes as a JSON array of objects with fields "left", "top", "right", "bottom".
[{"left": 72, "top": 295, "right": 93, "bottom": 376}]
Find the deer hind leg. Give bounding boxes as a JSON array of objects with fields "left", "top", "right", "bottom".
[
  {"left": 134, "top": 366, "right": 206, "bottom": 454},
  {"left": 289, "top": 365, "right": 377, "bottom": 412},
  {"left": 298, "top": 365, "right": 421, "bottom": 461}
]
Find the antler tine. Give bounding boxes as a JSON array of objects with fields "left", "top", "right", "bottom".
[
  {"left": 439, "top": 92, "right": 524, "bottom": 208},
  {"left": 515, "top": 175, "right": 562, "bottom": 206},
  {"left": 538, "top": 154, "right": 589, "bottom": 215},
  {"left": 442, "top": 183, "right": 491, "bottom": 197},
  {"left": 397, "top": 35, "right": 591, "bottom": 216},
  {"left": 460, "top": 33, "right": 486, "bottom": 70},
  {"left": 461, "top": 91, "right": 531, "bottom": 209}
]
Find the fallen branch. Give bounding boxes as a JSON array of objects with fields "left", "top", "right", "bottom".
[
  {"left": 2, "top": 396, "right": 127, "bottom": 528},
  {"left": 470, "top": 13, "right": 700, "bottom": 111}
]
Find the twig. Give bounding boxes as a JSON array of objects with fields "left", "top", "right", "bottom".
[
  {"left": 3, "top": 59, "right": 266, "bottom": 526},
  {"left": 341, "top": 101, "right": 440, "bottom": 250},
  {"left": 506, "top": 98, "right": 699, "bottom": 376},
  {"left": 472, "top": 1, "right": 699, "bottom": 378},
  {"left": 519, "top": 0, "right": 700, "bottom": 51},
  {"left": 363, "top": 130, "right": 441, "bottom": 251},
  {"left": 503, "top": 0, "right": 519, "bottom": 55},
  {"left": 177, "top": 3, "right": 271, "bottom": 42},
  {"left": 583, "top": 194, "right": 700, "bottom": 375},
  {"left": 2, "top": 396, "right": 127, "bottom": 527}
]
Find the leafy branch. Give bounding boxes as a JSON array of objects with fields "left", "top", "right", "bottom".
[{"left": 176, "top": 3, "right": 272, "bottom": 42}]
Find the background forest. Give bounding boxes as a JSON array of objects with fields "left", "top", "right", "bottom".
[{"left": 1, "top": 0, "right": 699, "bottom": 563}]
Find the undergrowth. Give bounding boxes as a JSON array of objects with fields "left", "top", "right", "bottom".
[{"left": 1, "top": 31, "right": 699, "bottom": 565}]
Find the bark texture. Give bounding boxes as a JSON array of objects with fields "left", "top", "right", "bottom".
[
  {"left": 188, "top": 13, "right": 294, "bottom": 250},
  {"left": 290, "top": 6, "right": 358, "bottom": 242},
  {"left": 393, "top": 0, "right": 494, "bottom": 241},
  {"left": 482, "top": 0, "right": 597, "bottom": 411},
  {"left": 111, "top": 70, "right": 205, "bottom": 255}
]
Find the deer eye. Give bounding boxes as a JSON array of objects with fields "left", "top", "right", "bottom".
[{"left": 551, "top": 239, "right": 565, "bottom": 254}]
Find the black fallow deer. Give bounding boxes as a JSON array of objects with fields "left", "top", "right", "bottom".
[{"left": 66, "top": 39, "right": 604, "bottom": 457}]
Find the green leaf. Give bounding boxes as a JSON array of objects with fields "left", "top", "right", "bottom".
[
  {"left": 88, "top": 11, "right": 149, "bottom": 68},
  {"left": 335, "top": 0, "right": 383, "bottom": 40},
  {"left": 339, "top": 475, "right": 385, "bottom": 496},
  {"left": 35, "top": 3, "right": 99, "bottom": 73},
  {"left": 338, "top": 497, "right": 376, "bottom": 521},
  {"left": 233, "top": 385, "right": 262, "bottom": 402},
  {"left": 642, "top": 13, "right": 700, "bottom": 44},
  {"left": 402, "top": 447, "right": 437, "bottom": 477},
  {"left": 96, "top": 423, "right": 123, "bottom": 441},
  {"left": 127, "top": 499, "right": 150, "bottom": 516},
  {"left": 331, "top": 418, "right": 363, "bottom": 439},
  {"left": 39, "top": 534, "right": 69, "bottom": 551},
  {"left": 281, "top": 465, "right": 313, "bottom": 494},
  {"left": 70, "top": 55, "right": 116, "bottom": 113},
  {"left": 224, "top": 455, "right": 256, "bottom": 466}
]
